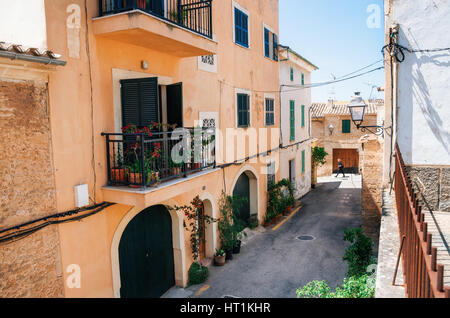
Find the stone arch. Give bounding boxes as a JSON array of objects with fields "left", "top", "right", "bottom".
[
  {"left": 110, "top": 200, "right": 186, "bottom": 298},
  {"left": 199, "top": 192, "right": 217, "bottom": 258}
]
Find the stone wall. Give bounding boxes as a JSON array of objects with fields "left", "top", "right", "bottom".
[
  {"left": 360, "top": 136, "right": 383, "bottom": 253},
  {"left": 0, "top": 78, "right": 64, "bottom": 297},
  {"left": 405, "top": 166, "right": 450, "bottom": 212}
]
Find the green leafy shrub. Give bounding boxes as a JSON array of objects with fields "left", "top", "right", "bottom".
[
  {"left": 266, "top": 179, "right": 295, "bottom": 222},
  {"left": 296, "top": 280, "right": 332, "bottom": 298},
  {"left": 188, "top": 262, "right": 209, "bottom": 286},
  {"left": 217, "top": 192, "right": 247, "bottom": 250},
  {"left": 343, "top": 228, "right": 376, "bottom": 277},
  {"left": 312, "top": 146, "right": 328, "bottom": 167},
  {"left": 296, "top": 228, "right": 377, "bottom": 299},
  {"left": 248, "top": 214, "right": 259, "bottom": 229},
  {"left": 296, "top": 275, "right": 375, "bottom": 298}
]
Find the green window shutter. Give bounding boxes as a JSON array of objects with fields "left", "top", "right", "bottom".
[
  {"left": 342, "top": 119, "right": 351, "bottom": 133},
  {"left": 302, "top": 150, "right": 305, "bottom": 173},
  {"left": 290, "top": 68, "right": 294, "bottom": 81},
  {"left": 301, "top": 73, "right": 305, "bottom": 85},
  {"left": 290, "top": 101, "right": 295, "bottom": 140},
  {"left": 237, "top": 93, "right": 250, "bottom": 127},
  {"left": 301, "top": 105, "right": 305, "bottom": 128},
  {"left": 121, "top": 77, "right": 159, "bottom": 128}
]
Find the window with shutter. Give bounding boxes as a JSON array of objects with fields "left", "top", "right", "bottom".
[
  {"left": 265, "top": 98, "right": 275, "bottom": 126},
  {"left": 273, "top": 33, "right": 278, "bottom": 61},
  {"left": 264, "top": 28, "right": 270, "bottom": 58},
  {"left": 301, "top": 73, "right": 305, "bottom": 85},
  {"left": 120, "top": 77, "right": 159, "bottom": 128},
  {"left": 290, "top": 100, "right": 295, "bottom": 141},
  {"left": 237, "top": 93, "right": 250, "bottom": 127},
  {"left": 302, "top": 150, "right": 305, "bottom": 174},
  {"left": 290, "top": 68, "right": 294, "bottom": 81},
  {"left": 342, "top": 119, "right": 351, "bottom": 134},
  {"left": 235, "top": 8, "right": 249, "bottom": 48},
  {"left": 301, "top": 105, "right": 305, "bottom": 128}
]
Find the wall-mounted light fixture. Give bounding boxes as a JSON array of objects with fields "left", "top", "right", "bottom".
[
  {"left": 328, "top": 124, "right": 335, "bottom": 135},
  {"left": 347, "top": 92, "right": 390, "bottom": 136}
]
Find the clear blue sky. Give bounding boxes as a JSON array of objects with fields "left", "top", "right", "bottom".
[{"left": 279, "top": 0, "right": 385, "bottom": 102}]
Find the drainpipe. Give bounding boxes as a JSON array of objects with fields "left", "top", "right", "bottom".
[{"left": 0, "top": 51, "right": 67, "bottom": 66}]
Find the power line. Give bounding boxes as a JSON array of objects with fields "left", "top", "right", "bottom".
[{"left": 219, "top": 65, "right": 384, "bottom": 94}]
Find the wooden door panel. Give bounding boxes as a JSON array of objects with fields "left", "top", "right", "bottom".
[{"left": 333, "top": 149, "right": 359, "bottom": 173}]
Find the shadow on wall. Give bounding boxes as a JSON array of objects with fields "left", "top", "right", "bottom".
[{"left": 398, "top": 28, "right": 450, "bottom": 162}]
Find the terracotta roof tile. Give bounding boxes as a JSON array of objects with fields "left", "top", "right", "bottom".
[
  {"left": 0, "top": 42, "right": 62, "bottom": 60},
  {"left": 311, "top": 100, "right": 383, "bottom": 118}
]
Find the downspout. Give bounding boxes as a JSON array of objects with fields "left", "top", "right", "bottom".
[{"left": 0, "top": 51, "right": 67, "bottom": 66}]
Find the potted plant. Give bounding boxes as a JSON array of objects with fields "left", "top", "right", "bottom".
[
  {"left": 126, "top": 159, "right": 143, "bottom": 188},
  {"left": 111, "top": 151, "right": 127, "bottom": 183},
  {"left": 214, "top": 249, "right": 226, "bottom": 266}
]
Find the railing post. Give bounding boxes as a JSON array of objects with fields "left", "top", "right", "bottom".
[
  {"left": 183, "top": 129, "right": 188, "bottom": 178},
  {"left": 177, "top": 0, "right": 182, "bottom": 23},
  {"left": 209, "top": 1, "right": 213, "bottom": 38},
  {"left": 105, "top": 134, "right": 111, "bottom": 186},
  {"left": 140, "top": 133, "right": 147, "bottom": 189}
]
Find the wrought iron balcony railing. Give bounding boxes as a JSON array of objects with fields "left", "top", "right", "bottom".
[
  {"left": 102, "top": 128, "right": 216, "bottom": 189},
  {"left": 99, "top": 0, "right": 213, "bottom": 39}
]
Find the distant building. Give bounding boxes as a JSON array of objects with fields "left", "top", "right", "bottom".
[
  {"left": 278, "top": 46, "right": 318, "bottom": 198},
  {"left": 311, "top": 99, "right": 384, "bottom": 176}
]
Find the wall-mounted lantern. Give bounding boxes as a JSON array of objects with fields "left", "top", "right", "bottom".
[
  {"left": 347, "top": 92, "right": 389, "bottom": 136},
  {"left": 328, "top": 124, "right": 335, "bottom": 135}
]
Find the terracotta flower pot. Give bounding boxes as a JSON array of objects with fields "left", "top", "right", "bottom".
[
  {"left": 111, "top": 168, "right": 126, "bottom": 183},
  {"left": 128, "top": 173, "right": 143, "bottom": 188},
  {"left": 271, "top": 217, "right": 278, "bottom": 225},
  {"left": 214, "top": 255, "right": 226, "bottom": 266},
  {"left": 283, "top": 206, "right": 292, "bottom": 216}
]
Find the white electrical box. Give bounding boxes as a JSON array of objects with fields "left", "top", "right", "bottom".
[{"left": 74, "top": 184, "right": 89, "bottom": 208}]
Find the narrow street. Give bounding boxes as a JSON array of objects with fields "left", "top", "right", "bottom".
[{"left": 165, "top": 174, "right": 362, "bottom": 298}]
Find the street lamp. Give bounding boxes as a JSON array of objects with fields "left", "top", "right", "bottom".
[
  {"left": 347, "top": 92, "right": 388, "bottom": 136},
  {"left": 347, "top": 92, "right": 366, "bottom": 128}
]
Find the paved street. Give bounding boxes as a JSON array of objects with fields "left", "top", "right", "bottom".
[{"left": 164, "top": 174, "right": 363, "bottom": 298}]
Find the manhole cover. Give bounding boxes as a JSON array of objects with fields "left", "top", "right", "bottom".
[{"left": 297, "top": 235, "right": 315, "bottom": 241}]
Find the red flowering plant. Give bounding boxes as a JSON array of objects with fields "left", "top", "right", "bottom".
[{"left": 172, "top": 196, "right": 217, "bottom": 262}]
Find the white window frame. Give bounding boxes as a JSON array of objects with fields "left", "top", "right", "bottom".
[
  {"left": 235, "top": 88, "right": 252, "bottom": 128},
  {"left": 232, "top": 1, "right": 250, "bottom": 49}
]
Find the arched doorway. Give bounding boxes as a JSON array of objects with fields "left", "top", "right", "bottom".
[
  {"left": 118, "top": 205, "right": 175, "bottom": 298},
  {"left": 233, "top": 171, "right": 258, "bottom": 225}
]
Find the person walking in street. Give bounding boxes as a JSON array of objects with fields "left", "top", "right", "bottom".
[{"left": 335, "top": 159, "right": 346, "bottom": 178}]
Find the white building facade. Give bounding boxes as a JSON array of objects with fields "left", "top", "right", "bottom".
[
  {"left": 384, "top": 0, "right": 450, "bottom": 211},
  {"left": 278, "top": 46, "right": 317, "bottom": 198}
]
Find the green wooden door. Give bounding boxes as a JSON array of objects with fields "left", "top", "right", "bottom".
[
  {"left": 233, "top": 173, "right": 251, "bottom": 225},
  {"left": 119, "top": 205, "right": 175, "bottom": 298}
]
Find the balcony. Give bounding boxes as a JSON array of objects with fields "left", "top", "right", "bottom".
[
  {"left": 94, "top": 0, "right": 217, "bottom": 57},
  {"left": 102, "top": 128, "right": 216, "bottom": 190}
]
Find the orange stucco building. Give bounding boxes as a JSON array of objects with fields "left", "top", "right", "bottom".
[{"left": 0, "top": 0, "right": 281, "bottom": 297}]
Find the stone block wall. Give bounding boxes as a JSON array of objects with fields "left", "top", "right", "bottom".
[
  {"left": 360, "top": 136, "right": 384, "bottom": 253},
  {"left": 405, "top": 166, "right": 450, "bottom": 212},
  {"left": 0, "top": 78, "right": 64, "bottom": 297}
]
